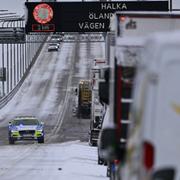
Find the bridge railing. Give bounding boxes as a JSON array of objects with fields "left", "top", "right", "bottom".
[{"left": 0, "top": 17, "right": 47, "bottom": 109}]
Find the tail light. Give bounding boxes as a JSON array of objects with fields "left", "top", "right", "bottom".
[
  {"left": 143, "top": 141, "right": 154, "bottom": 171},
  {"left": 114, "top": 159, "right": 120, "bottom": 165},
  {"left": 119, "top": 16, "right": 126, "bottom": 22}
]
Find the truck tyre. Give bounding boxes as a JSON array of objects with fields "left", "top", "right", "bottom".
[
  {"left": 107, "top": 166, "right": 111, "bottom": 177},
  {"left": 110, "top": 170, "right": 115, "bottom": 180},
  {"left": 98, "top": 156, "right": 104, "bottom": 165},
  {"left": 90, "top": 138, "right": 96, "bottom": 146},
  {"left": 92, "top": 141, "right": 97, "bottom": 146},
  {"left": 89, "top": 138, "right": 93, "bottom": 146}
]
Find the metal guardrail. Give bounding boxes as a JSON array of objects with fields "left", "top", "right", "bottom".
[
  {"left": 0, "top": 27, "right": 47, "bottom": 109},
  {"left": 28, "top": 32, "right": 106, "bottom": 43},
  {"left": 0, "top": 36, "right": 46, "bottom": 109}
]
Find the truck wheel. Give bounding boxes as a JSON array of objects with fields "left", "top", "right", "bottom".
[
  {"left": 107, "top": 166, "right": 111, "bottom": 177},
  {"left": 89, "top": 138, "right": 96, "bottom": 146},
  {"left": 98, "top": 156, "right": 104, "bottom": 165},
  {"left": 92, "top": 141, "right": 97, "bottom": 146},
  {"left": 104, "top": 161, "right": 108, "bottom": 166},
  {"left": 89, "top": 138, "right": 93, "bottom": 146},
  {"left": 89, "top": 137, "right": 95, "bottom": 146}
]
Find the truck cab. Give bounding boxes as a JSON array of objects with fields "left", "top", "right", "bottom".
[
  {"left": 98, "top": 12, "right": 180, "bottom": 180},
  {"left": 121, "top": 31, "right": 180, "bottom": 180},
  {"left": 89, "top": 58, "right": 107, "bottom": 146}
]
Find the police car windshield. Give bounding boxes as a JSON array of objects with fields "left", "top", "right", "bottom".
[{"left": 12, "top": 119, "right": 39, "bottom": 126}]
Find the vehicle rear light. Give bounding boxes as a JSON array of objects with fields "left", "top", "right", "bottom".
[
  {"left": 114, "top": 159, "right": 120, "bottom": 165},
  {"left": 119, "top": 16, "right": 126, "bottom": 22},
  {"left": 143, "top": 141, "right": 154, "bottom": 171}
]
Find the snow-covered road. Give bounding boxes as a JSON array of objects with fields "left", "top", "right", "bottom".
[
  {"left": 0, "top": 141, "right": 108, "bottom": 180},
  {"left": 0, "top": 42, "right": 75, "bottom": 124},
  {"left": 0, "top": 36, "right": 107, "bottom": 179}
]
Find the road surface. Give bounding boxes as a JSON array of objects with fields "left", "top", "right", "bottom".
[{"left": 0, "top": 37, "right": 108, "bottom": 180}]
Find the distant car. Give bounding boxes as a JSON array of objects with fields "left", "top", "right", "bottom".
[
  {"left": 66, "top": 35, "right": 76, "bottom": 41},
  {"left": 48, "top": 44, "right": 59, "bottom": 52},
  {"left": 49, "top": 43, "right": 60, "bottom": 48},
  {"left": 50, "top": 36, "right": 63, "bottom": 43},
  {"left": 8, "top": 116, "right": 44, "bottom": 144}
]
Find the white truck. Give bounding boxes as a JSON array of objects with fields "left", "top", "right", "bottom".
[
  {"left": 98, "top": 12, "right": 180, "bottom": 180},
  {"left": 89, "top": 58, "right": 107, "bottom": 146},
  {"left": 121, "top": 30, "right": 180, "bottom": 180},
  {"left": 112, "top": 12, "right": 180, "bottom": 38}
]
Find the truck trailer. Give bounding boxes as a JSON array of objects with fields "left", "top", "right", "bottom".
[
  {"left": 89, "top": 58, "right": 107, "bottom": 146},
  {"left": 77, "top": 80, "right": 92, "bottom": 118},
  {"left": 98, "top": 12, "right": 180, "bottom": 180}
]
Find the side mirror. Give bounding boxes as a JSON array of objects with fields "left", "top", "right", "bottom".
[
  {"left": 99, "top": 82, "right": 109, "bottom": 104},
  {"left": 98, "top": 128, "right": 118, "bottom": 161},
  {"left": 98, "top": 127, "right": 127, "bottom": 163},
  {"left": 9, "top": 122, "right": 12, "bottom": 126},
  {"left": 41, "top": 122, "right": 44, "bottom": 126}
]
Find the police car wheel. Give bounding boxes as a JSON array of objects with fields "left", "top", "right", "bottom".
[
  {"left": 9, "top": 137, "right": 15, "bottom": 144},
  {"left": 38, "top": 137, "right": 44, "bottom": 143}
]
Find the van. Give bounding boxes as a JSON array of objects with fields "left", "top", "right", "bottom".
[{"left": 120, "top": 31, "right": 180, "bottom": 180}]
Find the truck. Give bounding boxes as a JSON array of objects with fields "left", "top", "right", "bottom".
[
  {"left": 76, "top": 80, "right": 92, "bottom": 118},
  {"left": 121, "top": 30, "right": 180, "bottom": 180},
  {"left": 98, "top": 12, "right": 180, "bottom": 180},
  {"left": 89, "top": 58, "right": 107, "bottom": 146}
]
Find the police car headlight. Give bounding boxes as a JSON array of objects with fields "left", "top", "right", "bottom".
[
  {"left": 11, "top": 130, "right": 18, "bottom": 133},
  {"left": 37, "top": 130, "right": 43, "bottom": 132}
]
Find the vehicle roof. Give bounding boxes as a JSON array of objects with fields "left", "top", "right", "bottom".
[
  {"left": 111, "top": 12, "right": 180, "bottom": 37},
  {"left": 48, "top": 45, "right": 58, "bottom": 48},
  {"left": 115, "top": 11, "right": 180, "bottom": 17},
  {"left": 13, "top": 116, "right": 37, "bottom": 120},
  {"left": 49, "top": 44, "right": 58, "bottom": 46},
  {"left": 49, "top": 43, "right": 59, "bottom": 44}
]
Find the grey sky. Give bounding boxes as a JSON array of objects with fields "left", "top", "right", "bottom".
[
  {"left": 0, "top": 0, "right": 180, "bottom": 16},
  {"left": 0, "top": 0, "right": 25, "bottom": 16}
]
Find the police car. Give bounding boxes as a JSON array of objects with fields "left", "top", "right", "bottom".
[{"left": 8, "top": 116, "right": 44, "bottom": 144}]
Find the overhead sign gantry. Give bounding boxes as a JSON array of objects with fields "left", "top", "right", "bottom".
[{"left": 25, "top": 1, "right": 169, "bottom": 33}]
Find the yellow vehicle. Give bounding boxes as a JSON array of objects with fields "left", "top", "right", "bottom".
[{"left": 77, "top": 80, "right": 92, "bottom": 118}]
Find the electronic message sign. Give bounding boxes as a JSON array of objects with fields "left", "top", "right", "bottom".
[{"left": 25, "top": 1, "right": 169, "bottom": 33}]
